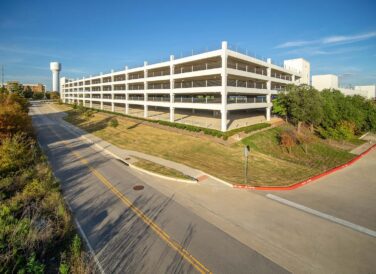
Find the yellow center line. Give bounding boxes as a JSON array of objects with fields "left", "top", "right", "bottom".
[{"left": 46, "top": 124, "right": 212, "bottom": 274}]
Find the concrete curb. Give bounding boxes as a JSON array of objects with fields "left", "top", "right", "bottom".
[
  {"left": 129, "top": 163, "right": 197, "bottom": 184},
  {"left": 60, "top": 121, "right": 197, "bottom": 184},
  {"left": 233, "top": 144, "right": 376, "bottom": 191}
]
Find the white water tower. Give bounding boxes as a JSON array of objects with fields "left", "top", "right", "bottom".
[{"left": 50, "top": 62, "right": 61, "bottom": 92}]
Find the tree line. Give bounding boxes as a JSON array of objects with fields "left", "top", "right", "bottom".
[
  {"left": 0, "top": 82, "right": 59, "bottom": 100},
  {"left": 273, "top": 85, "right": 376, "bottom": 141}
]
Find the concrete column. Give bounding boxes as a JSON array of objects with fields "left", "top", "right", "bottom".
[
  {"left": 221, "top": 110, "right": 227, "bottom": 131},
  {"left": 111, "top": 102, "right": 114, "bottom": 112},
  {"left": 125, "top": 93, "right": 129, "bottom": 114},
  {"left": 266, "top": 58, "right": 272, "bottom": 91},
  {"left": 266, "top": 93, "right": 271, "bottom": 103},
  {"left": 169, "top": 55, "right": 175, "bottom": 123},
  {"left": 144, "top": 61, "right": 148, "bottom": 118},
  {"left": 220, "top": 41, "right": 228, "bottom": 132},
  {"left": 125, "top": 66, "right": 129, "bottom": 90},
  {"left": 144, "top": 104, "right": 148, "bottom": 118},
  {"left": 266, "top": 107, "right": 271, "bottom": 121},
  {"left": 125, "top": 103, "right": 129, "bottom": 115},
  {"left": 170, "top": 107, "right": 175, "bottom": 122}
]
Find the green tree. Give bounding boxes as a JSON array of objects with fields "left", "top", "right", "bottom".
[
  {"left": 272, "top": 93, "right": 288, "bottom": 121},
  {"left": 50, "top": 91, "right": 60, "bottom": 100},
  {"left": 23, "top": 86, "right": 33, "bottom": 98},
  {"left": 274, "top": 85, "right": 323, "bottom": 132},
  {"left": 7, "top": 82, "right": 24, "bottom": 95}
]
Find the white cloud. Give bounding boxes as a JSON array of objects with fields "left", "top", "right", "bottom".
[
  {"left": 322, "top": 32, "right": 376, "bottom": 44},
  {"left": 284, "top": 46, "right": 369, "bottom": 56},
  {"left": 276, "top": 31, "right": 376, "bottom": 48}
]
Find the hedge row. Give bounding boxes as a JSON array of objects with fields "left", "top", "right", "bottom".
[{"left": 69, "top": 103, "right": 271, "bottom": 140}]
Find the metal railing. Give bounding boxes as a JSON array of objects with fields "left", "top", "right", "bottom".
[
  {"left": 114, "top": 75, "right": 126, "bottom": 81},
  {"left": 174, "top": 62, "right": 221, "bottom": 74},
  {"left": 128, "top": 74, "right": 144, "bottom": 80},
  {"left": 271, "top": 73, "right": 292, "bottom": 81},
  {"left": 114, "top": 95, "right": 126, "bottom": 100},
  {"left": 148, "top": 83, "right": 170, "bottom": 89},
  {"left": 227, "top": 79, "right": 266, "bottom": 89},
  {"left": 174, "top": 97, "right": 221, "bottom": 104},
  {"left": 227, "top": 96, "right": 266, "bottom": 104},
  {"left": 114, "top": 85, "right": 126, "bottom": 91},
  {"left": 227, "top": 62, "right": 267, "bottom": 75},
  {"left": 175, "top": 79, "right": 221, "bottom": 88},
  {"left": 148, "top": 70, "right": 170, "bottom": 77},
  {"left": 128, "top": 85, "right": 144, "bottom": 90},
  {"left": 148, "top": 96, "right": 170, "bottom": 102},
  {"left": 128, "top": 96, "right": 144, "bottom": 101}
]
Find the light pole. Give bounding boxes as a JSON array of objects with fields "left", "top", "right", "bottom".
[{"left": 244, "top": 145, "right": 250, "bottom": 184}]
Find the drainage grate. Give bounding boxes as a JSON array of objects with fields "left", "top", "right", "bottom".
[{"left": 133, "top": 185, "right": 144, "bottom": 191}]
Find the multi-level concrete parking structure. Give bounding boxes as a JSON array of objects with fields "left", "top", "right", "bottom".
[{"left": 61, "top": 41, "right": 309, "bottom": 131}]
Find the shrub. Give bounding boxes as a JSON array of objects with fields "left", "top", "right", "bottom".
[
  {"left": 109, "top": 118, "right": 119, "bottom": 128},
  {"left": 0, "top": 134, "right": 35, "bottom": 177},
  {"left": 279, "top": 128, "right": 297, "bottom": 153}
]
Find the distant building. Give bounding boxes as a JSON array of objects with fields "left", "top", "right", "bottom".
[
  {"left": 4, "top": 81, "right": 46, "bottom": 93},
  {"left": 312, "top": 74, "right": 375, "bottom": 100}
]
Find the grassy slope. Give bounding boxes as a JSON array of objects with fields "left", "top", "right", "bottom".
[
  {"left": 62, "top": 106, "right": 356, "bottom": 186},
  {"left": 242, "top": 127, "right": 355, "bottom": 172}
]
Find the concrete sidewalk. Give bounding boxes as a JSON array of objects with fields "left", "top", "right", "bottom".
[{"left": 350, "top": 133, "right": 376, "bottom": 155}]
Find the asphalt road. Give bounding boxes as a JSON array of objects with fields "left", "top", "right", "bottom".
[
  {"left": 271, "top": 142, "right": 376, "bottom": 231},
  {"left": 30, "top": 102, "right": 289, "bottom": 273}
]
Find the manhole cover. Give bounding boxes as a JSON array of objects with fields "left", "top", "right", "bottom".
[{"left": 133, "top": 185, "right": 144, "bottom": 191}]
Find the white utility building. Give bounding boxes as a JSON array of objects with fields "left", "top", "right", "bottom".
[
  {"left": 312, "top": 74, "right": 375, "bottom": 100},
  {"left": 50, "top": 62, "right": 61, "bottom": 92},
  {"left": 284, "top": 58, "right": 310, "bottom": 85},
  {"left": 61, "top": 41, "right": 309, "bottom": 132}
]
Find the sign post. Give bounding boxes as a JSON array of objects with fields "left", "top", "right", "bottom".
[{"left": 244, "top": 145, "right": 250, "bottom": 184}]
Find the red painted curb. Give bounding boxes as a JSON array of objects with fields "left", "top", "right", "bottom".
[{"left": 233, "top": 143, "right": 376, "bottom": 191}]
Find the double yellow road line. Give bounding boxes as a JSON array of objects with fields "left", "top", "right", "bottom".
[{"left": 47, "top": 124, "right": 211, "bottom": 274}]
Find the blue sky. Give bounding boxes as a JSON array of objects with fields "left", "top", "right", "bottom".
[{"left": 0, "top": 0, "right": 375, "bottom": 90}]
